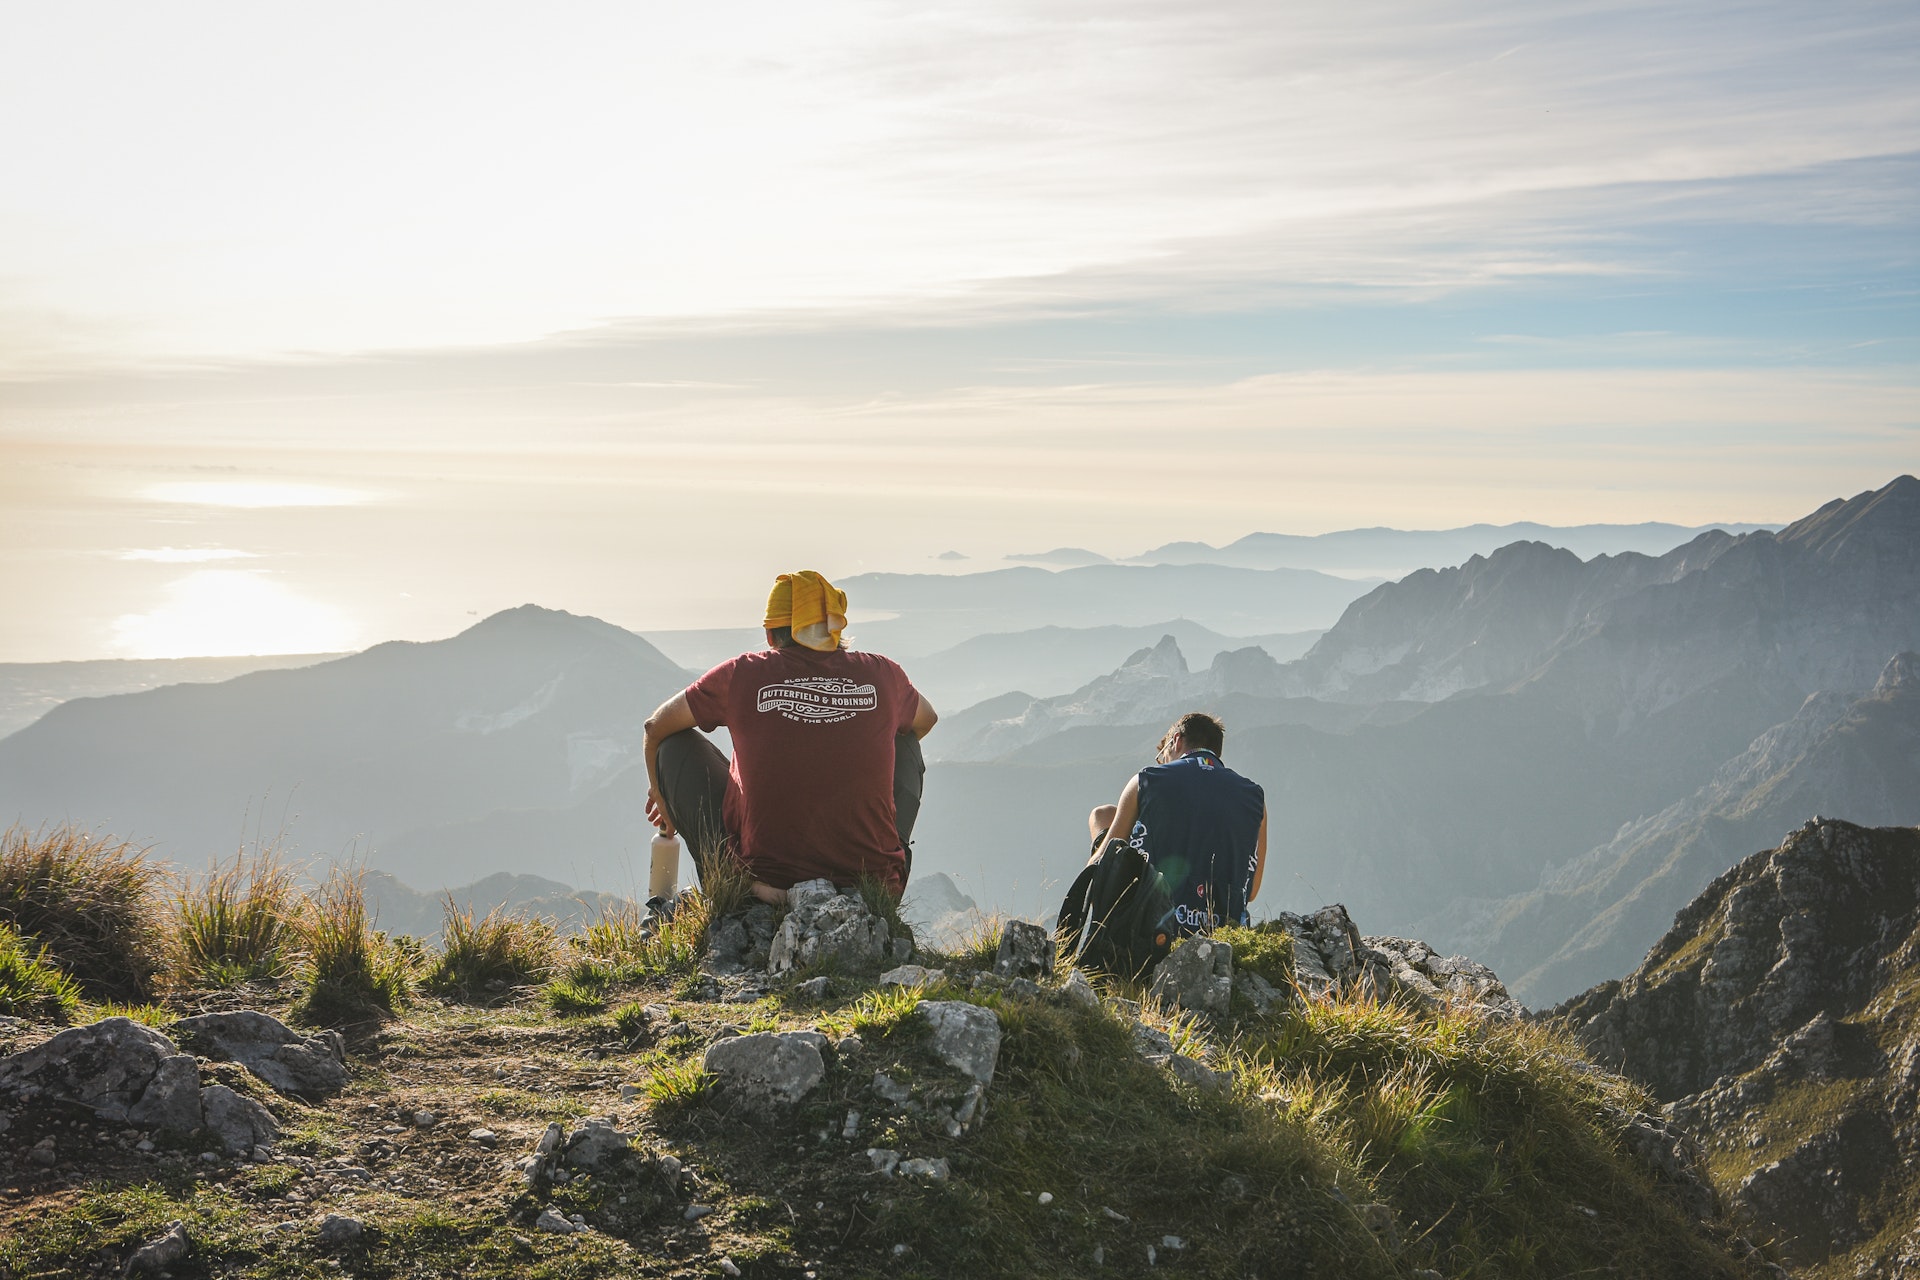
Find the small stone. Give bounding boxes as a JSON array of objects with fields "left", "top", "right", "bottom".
[
  {"left": 865, "top": 1147, "right": 900, "bottom": 1175},
  {"left": 618, "top": 1084, "right": 639, "bottom": 1102},
  {"left": 535, "top": 1122, "right": 565, "bottom": 1156},
  {"left": 1161, "top": 1235, "right": 1186, "bottom": 1251},
  {"left": 535, "top": 1207, "right": 575, "bottom": 1234},
  {"left": 199, "top": 1151, "right": 219, "bottom": 1164},
  {"left": 1038, "top": 1191, "right": 1054, "bottom": 1205},
  {"left": 993, "top": 919, "right": 1055, "bottom": 980},
  {"left": 1059, "top": 968, "right": 1100, "bottom": 1010},
  {"left": 721, "top": 1260, "right": 743, "bottom": 1277},
  {"left": 898, "top": 1157, "right": 950, "bottom": 1182},
  {"left": 1148, "top": 1244, "right": 1157, "bottom": 1266},
  {"left": 684, "top": 1203, "right": 715, "bottom": 1221},
  {"left": 837, "top": 1034, "right": 865, "bottom": 1054},
  {"left": 250, "top": 1145, "right": 273, "bottom": 1163},
  {"left": 660, "top": 1153, "right": 683, "bottom": 1179},
  {"left": 842, "top": 1109, "right": 860, "bottom": 1139},
  {"left": 124, "top": 1221, "right": 190, "bottom": 1274},
  {"left": 870, "top": 1072, "right": 913, "bottom": 1105},
  {"left": 468, "top": 1128, "right": 497, "bottom": 1147},
  {"left": 380, "top": 1124, "right": 404, "bottom": 1134},
  {"left": 136, "top": 1139, "right": 156, "bottom": 1152},
  {"left": 1094, "top": 1246, "right": 1105, "bottom": 1265},
  {"left": 315, "top": 1214, "right": 363, "bottom": 1247},
  {"left": 919, "top": 1001, "right": 1003, "bottom": 1085},
  {"left": 878, "top": 964, "right": 945, "bottom": 988},
  {"left": 795, "top": 976, "right": 833, "bottom": 1002},
  {"left": 412, "top": 1111, "right": 437, "bottom": 1128},
  {"left": 1102, "top": 1206, "right": 1128, "bottom": 1222}
]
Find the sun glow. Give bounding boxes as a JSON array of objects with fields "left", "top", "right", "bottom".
[{"left": 110, "top": 570, "right": 360, "bottom": 658}]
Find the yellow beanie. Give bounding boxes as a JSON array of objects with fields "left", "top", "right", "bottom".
[{"left": 763, "top": 571, "right": 847, "bottom": 652}]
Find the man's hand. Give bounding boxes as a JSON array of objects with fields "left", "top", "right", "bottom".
[{"left": 645, "top": 787, "right": 675, "bottom": 838}]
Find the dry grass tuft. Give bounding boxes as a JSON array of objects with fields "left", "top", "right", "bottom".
[
  {"left": 0, "top": 824, "right": 166, "bottom": 1000},
  {"left": 292, "top": 868, "right": 412, "bottom": 1025},
  {"left": 170, "top": 847, "right": 302, "bottom": 987},
  {"left": 422, "top": 900, "right": 558, "bottom": 998}
]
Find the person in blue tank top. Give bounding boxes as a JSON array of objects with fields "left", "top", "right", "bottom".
[{"left": 1086, "top": 712, "right": 1269, "bottom": 934}]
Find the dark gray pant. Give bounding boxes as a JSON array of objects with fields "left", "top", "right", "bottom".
[{"left": 655, "top": 729, "right": 925, "bottom": 887}]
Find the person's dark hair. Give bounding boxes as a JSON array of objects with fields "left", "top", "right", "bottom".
[
  {"left": 1167, "top": 711, "right": 1225, "bottom": 756},
  {"left": 766, "top": 625, "right": 794, "bottom": 649}
]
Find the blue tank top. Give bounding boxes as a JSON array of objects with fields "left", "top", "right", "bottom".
[{"left": 1127, "top": 749, "right": 1264, "bottom": 934}]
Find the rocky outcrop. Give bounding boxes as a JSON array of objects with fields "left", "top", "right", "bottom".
[
  {"left": 172, "top": 1011, "right": 347, "bottom": 1099},
  {"left": 766, "top": 881, "right": 896, "bottom": 976},
  {"left": 1254, "top": 905, "right": 1524, "bottom": 1020},
  {"left": 1557, "top": 818, "right": 1920, "bottom": 1272},
  {"left": 0, "top": 1016, "right": 291, "bottom": 1155}
]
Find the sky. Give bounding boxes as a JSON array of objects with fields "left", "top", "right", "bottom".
[{"left": 1, "top": 0, "right": 1915, "bottom": 661}]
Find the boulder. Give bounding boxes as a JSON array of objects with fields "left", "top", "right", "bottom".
[
  {"left": 563, "top": 1117, "right": 634, "bottom": 1171},
  {"left": 172, "top": 1011, "right": 347, "bottom": 1098},
  {"left": 993, "top": 920, "right": 1054, "bottom": 980},
  {"left": 1149, "top": 936, "right": 1233, "bottom": 1019},
  {"left": 0, "top": 1018, "right": 201, "bottom": 1130},
  {"left": 919, "top": 1001, "right": 1001, "bottom": 1086},
  {"left": 1058, "top": 968, "right": 1101, "bottom": 1011},
  {"left": 201, "top": 1083, "right": 279, "bottom": 1154},
  {"left": 766, "top": 881, "right": 891, "bottom": 976},
  {"left": 702, "top": 1031, "right": 827, "bottom": 1111},
  {"left": 1234, "top": 971, "right": 1286, "bottom": 1017}
]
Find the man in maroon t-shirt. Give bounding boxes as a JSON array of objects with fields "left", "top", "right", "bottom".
[{"left": 642, "top": 572, "right": 938, "bottom": 903}]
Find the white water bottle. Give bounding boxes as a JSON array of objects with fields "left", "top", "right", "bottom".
[{"left": 649, "top": 832, "right": 681, "bottom": 901}]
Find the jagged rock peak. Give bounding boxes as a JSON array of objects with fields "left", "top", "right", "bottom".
[
  {"left": 1119, "top": 634, "right": 1188, "bottom": 676},
  {"left": 1874, "top": 650, "right": 1920, "bottom": 696}
]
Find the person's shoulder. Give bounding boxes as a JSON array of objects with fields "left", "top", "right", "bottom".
[{"left": 838, "top": 648, "right": 908, "bottom": 677}]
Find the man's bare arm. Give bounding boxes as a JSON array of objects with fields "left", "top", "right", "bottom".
[
  {"left": 910, "top": 694, "right": 938, "bottom": 740},
  {"left": 1248, "top": 805, "right": 1270, "bottom": 903},
  {"left": 1090, "top": 775, "right": 1141, "bottom": 860},
  {"left": 642, "top": 691, "right": 698, "bottom": 836}
]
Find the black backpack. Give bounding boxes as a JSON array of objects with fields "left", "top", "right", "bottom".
[{"left": 1057, "top": 838, "right": 1176, "bottom": 981}]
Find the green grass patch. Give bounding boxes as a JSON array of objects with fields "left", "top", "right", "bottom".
[
  {"left": 0, "top": 920, "right": 81, "bottom": 1021},
  {"left": 1216, "top": 920, "right": 1296, "bottom": 988},
  {"left": 642, "top": 1058, "right": 715, "bottom": 1113},
  {"left": 169, "top": 846, "right": 301, "bottom": 987},
  {"left": 543, "top": 977, "right": 607, "bottom": 1016}
]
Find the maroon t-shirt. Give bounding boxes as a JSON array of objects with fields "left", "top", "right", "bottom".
[{"left": 683, "top": 646, "right": 921, "bottom": 892}]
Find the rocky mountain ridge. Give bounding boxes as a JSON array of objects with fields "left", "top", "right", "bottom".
[{"left": 1556, "top": 818, "right": 1920, "bottom": 1276}]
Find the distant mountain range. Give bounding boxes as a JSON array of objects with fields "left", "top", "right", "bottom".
[
  {"left": 911, "top": 476, "right": 1920, "bottom": 1001},
  {"left": 1127, "top": 519, "right": 1779, "bottom": 574},
  {"left": 0, "top": 478, "right": 1908, "bottom": 1017},
  {"left": 0, "top": 654, "right": 340, "bottom": 741}
]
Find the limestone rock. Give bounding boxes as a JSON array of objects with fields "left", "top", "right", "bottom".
[
  {"left": 702, "top": 1031, "right": 826, "bottom": 1111},
  {"left": 1148, "top": 936, "right": 1233, "bottom": 1019},
  {"left": 127, "top": 1052, "right": 205, "bottom": 1133},
  {"left": 173, "top": 1011, "right": 347, "bottom": 1099},
  {"left": 705, "top": 903, "right": 778, "bottom": 976},
  {"left": 1163, "top": 1053, "right": 1231, "bottom": 1093},
  {"left": 125, "top": 1221, "right": 190, "bottom": 1274},
  {"left": 563, "top": 1118, "right": 634, "bottom": 1171},
  {"left": 993, "top": 920, "right": 1054, "bottom": 980},
  {"left": 766, "top": 881, "right": 890, "bottom": 976},
  {"left": 535, "top": 1206, "right": 576, "bottom": 1234},
  {"left": 1234, "top": 970, "right": 1285, "bottom": 1017},
  {"left": 201, "top": 1083, "right": 280, "bottom": 1154},
  {"left": 878, "top": 964, "right": 945, "bottom": 988},
  {"left": 315, "top": 1214, "right": 363, "bottom": 1247},
  {"left": 919, "top": 1001, "right": 1001, "bottom": 1086},
  {"left": 0, "top": 1018, "right": 202, "bottom": 1132},
  {"left": 1361, "top": 936, "right": 1524, "bottom": 1020},
  {"left": 1058, "top": 968, "right": 1100, "bottom": 1011}
]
